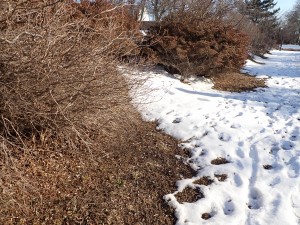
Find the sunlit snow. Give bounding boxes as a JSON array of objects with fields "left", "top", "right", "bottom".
[{"left": 131, "top": 46, "right": 300, "bottom": 225}]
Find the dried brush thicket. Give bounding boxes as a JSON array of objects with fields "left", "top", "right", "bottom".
[
  {"left": 0, "top": 0, "right": 140, "bottom": 142},
  {"left": 142, "top": 1, "right": 249, "bottom": 78},
  {"left": 0, "top": 0, "right": 152, "bottom": 223}
]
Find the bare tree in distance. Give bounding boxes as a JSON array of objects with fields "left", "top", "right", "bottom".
[
  {"left": 144, "top": 0, "right": 235, "bottom": 21},
  {"left": 282, "top": 0, "right": 300, "bottom": 44}
]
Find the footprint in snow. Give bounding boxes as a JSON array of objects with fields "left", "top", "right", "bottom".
[
  {"left": 287, "top": 156, "right": 300, "bottom": 178},
  {"left": 219, "top": 133, "right": 231, "bottom": 142},
  {"left": 260, "top": 128, "right": 267, "bottom": 134},
  {"left": 290, "top": 135, "right": 298, "bottom": 141},
  {"left": 167, "top": 90, "right": 175, "bottom": 95},
  {"left": 236, "top": 160, "right": 244, "bottom": 169},
  {"left": 234, "top": 173, "right": 243, "bottom": 187},
  {"left": 268, "top": 121, "right": 274, "bottom": 127},
  {"left": 166, "top": 110, "right": 174, "bottom": 115},
  {"left": 209, "top": 121, "right": 217, "bottom": 127},
  {"left": 201, "top": 131, "right": 209, "bottom": 138},
  {"left": 248, "top": 187, "right": 263, "bottom": 210},
  {"left": 269, "top": 176, "right": 281, "bottom": 186},
  {"left": 172, "top": 118, "right": 182, "bottom": 123},
  {"left": 286, "top": 120, "right": 293, "bottom": 126},
  {"left": 235, "top": 112, "right": 243, "bottom": 117},
  {"left": 238, "top": 141, "right": 244, "bottom": 147},
  {"left": 223, "top": 200, "right": 235, "bottom": 215},
  {"left": 236, "top": 148, "right": 245, "bottom": 158},
  {"left": 249, "top": 107, "right": 257, "bottom": 113},
  {"left": 281, "top": 141, "right": 294, "bottom": 150},
  {"left": 230, "top": 123, "right": 241, "bottom": 129},
  {"left": 291, "top": 187, "right": 300, "bottom": 218},
  {"left": 219, "top": 117, "right": 230, "bottom": 124}
]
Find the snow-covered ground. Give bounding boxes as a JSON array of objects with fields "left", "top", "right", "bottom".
[
  {"left": 131, "top": 48, "right": 300, "bottom": 224},
  {"left": 282, "top": 44, "right": 300, "bottom": 50}
]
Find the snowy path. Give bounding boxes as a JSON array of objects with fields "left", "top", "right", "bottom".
[{"left": 132, "top": 49, "right": 300, "bottom": 225}]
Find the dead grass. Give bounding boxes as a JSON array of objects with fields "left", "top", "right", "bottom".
[
  {"left": 0, "top": 108, "right": 194, "bottom": 224},
  {"left": 194, "top": 176, "right": 214, "bottom": 186},
  {"left": 211, "top": 72, "right": 266, "bottom": 92},
  {"left": 201, "top": 213, "right": 212, "bottom": 220},
  {"left": 211, "top": 157, "right": 230, "bottom": 165},
  {"left": 175, "top": 187, "right": 204, "bottom": 203},
  {"left": 215, "top": 174, "right": 228, "bottom": 182}
]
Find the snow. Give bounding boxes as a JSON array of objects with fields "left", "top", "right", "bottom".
[
  {"left": 130, "top": 47, "right": 300, "bottom": 225},
  {"left": 282, "top": 44, "right": 300, "bottom": 50}
]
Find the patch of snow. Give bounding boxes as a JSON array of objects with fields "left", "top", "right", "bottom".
[
  {"left": 282, "top": 45, "right": 300, "bottom": 50},
  {"left": 139, "top": 30, "right": 148, "bottom": 36},
  {"left": 130, "top": 50, "right": 300, "bottom": 224}
]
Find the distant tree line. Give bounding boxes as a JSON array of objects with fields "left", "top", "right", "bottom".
[
  {"left": 282, "top": 0, "right": 300, "bottom": 44},
  {"left": 112, "top": 0, "right": 282, "bottom": 53}
]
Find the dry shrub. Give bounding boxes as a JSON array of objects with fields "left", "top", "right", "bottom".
[
  {"left": 0, "top": 0, "right": 140, "bottom": 142},
  {"left": 211, "top": 72, "right": 266, "bottom": 92},
  {"left": 70, "top": 0, "right": 142, "bottom": 58},
  {"left": 0, "top": 0, "right": 148, "bottom": 223},
  {"left": 143, "top": 12, "right": 249, "bottom": 78}
]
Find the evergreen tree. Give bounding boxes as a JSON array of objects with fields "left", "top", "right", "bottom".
[
  {"left": 236, "top": 0, "right": 280, "bottom": 54},
  {"left": 244, "top": 0, "right": 279, "bottom": 24}
]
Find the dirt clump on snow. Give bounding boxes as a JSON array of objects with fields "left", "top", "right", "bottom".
[
  {"left": 211, "top": 72, "right": 266, "bottom": 92},
  {"left": 215, "top": 174, "right": 228, "bottom": 182},
  {"left": 201, "top": 212, "right": 212, "bottom": 220},
  {"left": 211, "top": 157, "right": 230, "bottom": 165},
  {"left": 263, "top": 164, "right": 273, "bottom": 170},
  {"left": 175, "top": 187, "right": 204, "bottom": 203},
  {"left": 194, "top": 176, "right": 214, "bottom": 186}
]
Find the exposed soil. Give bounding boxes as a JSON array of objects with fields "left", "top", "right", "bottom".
[
  {"left": 201, "top": 213, "right": 212, "bottom": 220},
  {"left": 94, "top": 122, "right": 195, "bottom": 225},
  {"left": 175, "top": 187, "right": 204, "bottom": 203},
  {"left": 263, "top": 165, "right": 273, "bottom": 170},
  {"left": 211, "top": 157, "right": 230, "bottom": 165},
  {"left": 215, "top": 174, "right": 228, "bottom": 182},
  {"left": 211, "top": 72, "right": 266, "bottom": 92},
  {"left": 194, "top": 176, "right": 214, "bottom": 186},
  {"left": 94, "top": 121, "right": 194, "bottom": 225},
  {"left": 0, "top": 114, "right": 194, "bottom": 225}
]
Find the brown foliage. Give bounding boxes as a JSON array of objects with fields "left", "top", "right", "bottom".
[
  {"left": 0, "top": 0, "right": 170, "bottom": 223},
  {"left": 0, "top": 0, "right": 140, "bottom": 141},
  {"left": 0, "top": 110, "right": 194, "bottom": 224},
  {"left": 143, "top": 14, "right": 249, "bottom": 78},
  {"left": 211, "top": 72, "right": 266, "bottom": 92}
]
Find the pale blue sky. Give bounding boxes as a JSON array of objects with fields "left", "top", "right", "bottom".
[{"left": 276, "top": 0, "right": 298, "bottom": 13}]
